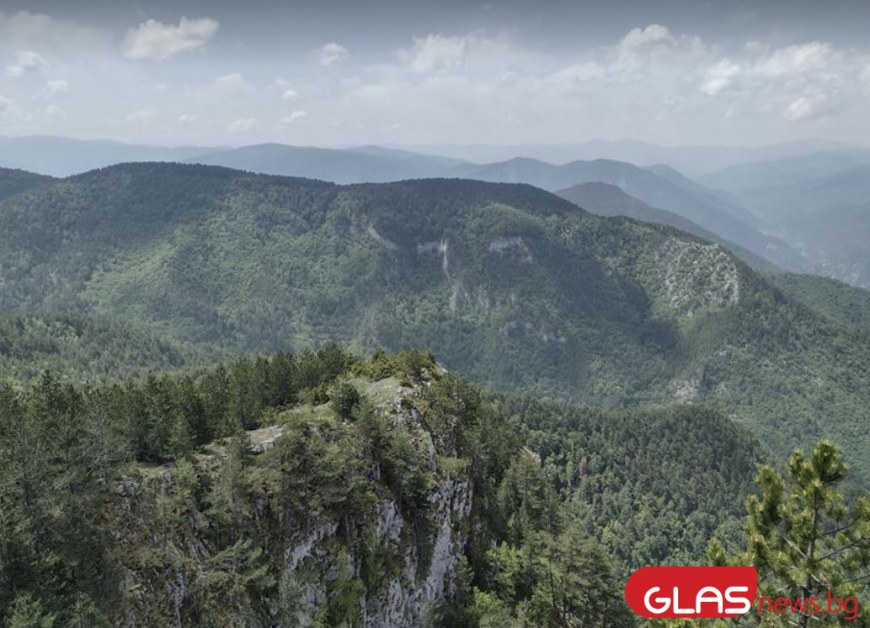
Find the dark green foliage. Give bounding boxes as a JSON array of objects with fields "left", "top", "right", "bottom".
[
  {"left": 1, "top": 159, "right": 867, "bottom": 623},
  {"left": 0, "top": 346, "right": 362, "bottom": 623},
  {"left": 353, "top": 399, "right": 430, "bottom": 514},
  {"left": 769, "top": 272, "right": 870, "bottom": 335},
  {"left": 331, "top": 380, "right": 361, "bottom": 419},
  {"left": 482, "top": 527, "right": 634, "bottom": 627},
  {"left": 557, "top": 181, "right": 778, "bottom": 271},
  {"left": 5, "top": 593, "right": 58, "bottom": 628},
  {"left": 0, "top": 163, "right": 865, "bottom": 484},
  {"left": 0, "top": 347, "right": 638, "bottom": 626},
  {"left": 709, "top": 440, "right": 870, "bottom": 626},
  {"left": 502, "top": 397, "right": 769, "bottom": 576},
  {"left": 0, "top": 167, "right": 53, "bottom": 202},
  {"left": 495, "top": 453, "right": 561, "bottom": 545},
  {"left": 0, "top": 312, "right": 224, "bottom": 386}
]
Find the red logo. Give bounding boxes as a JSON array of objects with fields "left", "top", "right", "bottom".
[{"left": 624, "top": 566, "right": 757, "bottom": 618}]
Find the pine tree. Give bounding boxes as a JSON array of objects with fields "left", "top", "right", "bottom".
[
  {"left": 709, "top": 440, "right": 870, "bottom": 626},
  {"left": 208, "top": 433, "right": 251, "bottom": 545}
]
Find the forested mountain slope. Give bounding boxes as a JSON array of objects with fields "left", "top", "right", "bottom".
[
  {"left": 455, "top": 157, "right": 804, "bottom": 271},
  {"left": 0, "top": 348, "right": 761, "bottom": 626},
  {"left": 0, "top": 162, "right": 867, "bottom": 482},
  {"left": 0, "top": 312, "right": 225, "bottom": 385},
  {"left": 0, "top": 167, "right": 54, "bottom": 201},
  {"left": 768, "top": 273, "right": 870, "bottom": 335},
  {"left": 557, "top": 182, "right": 778, "bottom": 271}
]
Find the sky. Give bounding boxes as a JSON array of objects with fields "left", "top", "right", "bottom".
[{"left": 0, "top": 0, "right": 869, "bottom": 147}]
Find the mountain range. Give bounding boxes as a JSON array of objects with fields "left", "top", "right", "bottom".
[
  {"left": 0, "top": 161, "right": 867, "bottom": 485},
  {"left": 189, "top": 143, "right": 807, "bottom": 273},
  {"left": 0, "top": 135, "right": 210, "bottom": 177},
  {"left": 188, "top": 142, "right": 464, "bottom": 183},
  {"left": 704, "top": 156, "right": 870, "bottom": 289},
  {"left": 393, "top": 138, "right": 864, "bottom": 176},
  {"left": 556, "top": 182, "right": 778, "bottom": 271},
  {"left": 8, "top": 134, "right": 870, "bottom": 291}
]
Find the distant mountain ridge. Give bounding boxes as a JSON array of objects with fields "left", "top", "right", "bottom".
[
  {"left": 187, "top": 142, "right": 464, "bottom": 183},
  {"left": 0, "top": 161, "right": 867, "bottom": 483},
  {"left": 390, "top": 138, "right": 864, "bottom": 175},
  {"left": 0, "top": 135, "right": 213, "bottom": 177},
  {"left": 187, "top": 145, "right": 809, "bottom": 272},
  {"left": 456, "top": 156, "right": 804, "bottom": 272},
  {"left": 3, "top": 136, "right": 858, "bottom": 284},
  {"left": 0, "top": 166, "right": 55, "bottom": 201},
  {"left": 556, "top": 182, "right": 779, "bottom": 271},
  {"left": 702, "top": 153, "right": 870, "bottom": 289}
]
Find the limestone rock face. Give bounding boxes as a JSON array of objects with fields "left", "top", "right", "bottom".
[
  {"left": 113, "top": 379, "right": 476, "bottom": 627},
  {"left": 656, "top": 238, "right": 741, "bottom": 317}
]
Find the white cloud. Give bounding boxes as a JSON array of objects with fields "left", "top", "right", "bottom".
[
  {"left": 6, "top": 49, "right": 47, "bottom": 76},
  {"left": 609, "top": 24, "right": 706, "bottom": 81},
  {"left": 314, "top": 42, "right": 348, "bottom": 66},
  {"left": 226, "top": 117, "right": 258, "bottom": 134},
  {"left": 280, "top": 110, "right": 308, "bottom": 125},
  {"left": 125, "top": 109, "right": 157, "bottom": 123},
  {"left": 123, "top": 16, "right": 218, "bottom": 61},
  {"left": 271, "top": 78, "right": 299, "bottom": 100},
  {"left": 549, "top": 61, "right": 605, "bottom": 86},
  {"left": 2, "top": 14, "right": 869, "bottom": 147},
  {"left": 214, "top": 72, "right": 245, "bottom": 88},
  {"left": 784, "top": 94, "right": 827, "bottom": 121},
  {"left": 396, "top": 33, "right": 521, "bottom": 76},
  {"left": 753, "top": 42, "right": 832, "bottom": 78},
  {"left": 701, "top": 59, "right": 741, "bottom": 96},
  {"left": 44, "top": 79, "right": 69, "bottom": 97},
  {"left": 33, "top": 78, "right": 70, "bottom": 101},
  {"left": 401, "top": 34, "right": 469, "bottom": 73},
  {"left": 0, "top": 94, "right": 13, "bottom": 113},
  {"left": 619, "top": 24, "right": 677, "bottom": 52},
  {"left": 0, "top": 11, "right": 114, "bottom": 62}
]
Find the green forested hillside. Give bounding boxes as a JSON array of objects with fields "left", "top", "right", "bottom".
[
  {"left": 0, "top": 312, "right": 225, "bottom": 385},
  {"left": 0, "top": 167, "right": 54, "bottom": 201},
  {"left": 0, "top": 346, "right": 769, "bottom": 626},
  {"left": 501, "top": 397, "right": 768, "bottom": 576},
  {"left": 769, "top": 273, "right": 870, "bottom": 334},
  {"left": 0, "top": 162, "right": 867, "bottom": 483},
  {"left": 455, "top": 157, "right": 804, "bottom": 271},
  {"left": 556, "top": 181, "right": 779, "bottom": 271}
]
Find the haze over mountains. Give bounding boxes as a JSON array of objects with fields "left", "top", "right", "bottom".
[
  {"left": 3, "top": 132, "right": 868, "bottom": 289},
  {"left": 703, "top": 156, "right": 870, "bottom": 288},
  {"left": 188, "top": 143, "right": 465, "bottom": 183},
  {"left": 3, "top": 1, "right": 870, "bottom": 623},
  {"left": 0, "top": 135, "right": 210, "bottom": 178},
  {"left": 394, "top": 138, "right": 867, "bottom": 176},
  {"left": 1, "top": 161, "right": 868, "bottom": 486}
]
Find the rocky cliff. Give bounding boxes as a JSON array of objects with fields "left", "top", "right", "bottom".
[{"left": 109, "top": 373, "right": 481, "bottom": 627}]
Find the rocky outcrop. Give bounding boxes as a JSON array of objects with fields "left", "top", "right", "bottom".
[
  {"left": 112, "top": 380, "right": 475, "bottom": 627},
  {"left": 656, "top": 238, "right": 741, "bottom": 317}
]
